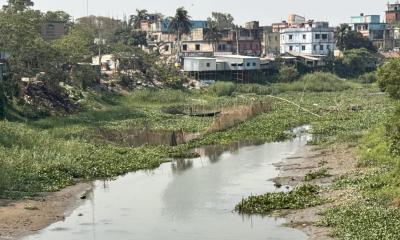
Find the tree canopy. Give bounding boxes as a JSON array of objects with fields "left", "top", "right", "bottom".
[
  {"left": 334, "top": 24, "right": 376, "bottom": 52},
  {"left": 378, "top": 58, "right": 400, "bottom": 99}
]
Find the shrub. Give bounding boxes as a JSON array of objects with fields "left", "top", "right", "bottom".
[
  {"left": 209, "top": 82, "right": 236, "bottom": 96},
  {"left": 235, "top": 84, "right": 273, "bottom": 95},
  {"left": 278, "top": 65, "right": 299, "bottom": 82},
  {"left": 235, "top": 184, "right": 323, "bottom": 214},
  {"left": 377, "top": 58, "right": 400, "bottom": 99},
  {"left": 277, "top": 72, "right": 351, "bottom": 92},
  {"left": 357, "top": 72, "right": 377, "bottom": 84}
]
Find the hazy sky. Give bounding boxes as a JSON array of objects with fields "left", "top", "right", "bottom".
[{"left": 0, "top": 0, "right": 388, "bottom": 26}]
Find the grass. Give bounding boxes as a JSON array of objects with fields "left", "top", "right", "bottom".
[
  {"left": 0, "top": 82, "right": 393, "bottom": 199},
  {"left": 304, "top": 168, "right": 331, "bottom": 181},
  {"left": 235, "top": 184, "right": 323, "bottom": 215}
]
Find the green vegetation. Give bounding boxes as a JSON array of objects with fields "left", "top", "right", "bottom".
[
  {"left": 319, "top": 203, "right": 400, "bottom": 240},
  {"left": 235, "top": 184, "right": 323, "bottom": 215},
  {"left": 304, "top": 168, "right": 331, "bottom": 181}
]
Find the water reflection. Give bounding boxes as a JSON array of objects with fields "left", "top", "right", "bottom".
[{"left": 24, "top": 128, "right": 310, "bottom": 240}]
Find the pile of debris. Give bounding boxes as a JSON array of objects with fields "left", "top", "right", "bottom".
[{"left": 22, "top": 79, "right": 80, "bottom": 116}]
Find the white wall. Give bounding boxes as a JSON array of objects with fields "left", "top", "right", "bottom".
[
  {"left": 280, "top": 28, "right": 335, "bottom": 55},
  {"left": 183, "top": 58, "right": 217, "bottom": 72}
]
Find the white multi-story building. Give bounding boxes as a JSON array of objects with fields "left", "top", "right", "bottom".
[{"left": 280, "top": 21, "right": 335, "bottom": 55}]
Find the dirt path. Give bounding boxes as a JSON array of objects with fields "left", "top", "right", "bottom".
[
  {"left": 273, "top": 144, "right": 359, "bottom": 240},
  {"left": 0, "top": 183, "right": 92, "bottom": 240}
]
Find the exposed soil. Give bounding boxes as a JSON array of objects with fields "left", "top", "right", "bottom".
[
  {"left": 0, "top": 183, "right": 92, "bottom": 240},
  {"left": 273, "top": 144, "right": 359, "bottom": 240}
]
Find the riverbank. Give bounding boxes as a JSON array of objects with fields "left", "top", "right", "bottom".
[
  {"left": 273, "top": 144, "right": 359, "bottom": 240},
  {"left": 0, "top": 82, "right": 393, "bottom": 239},
  {"left": 0, "top": 183, "right": 92, "bottom": 240}
]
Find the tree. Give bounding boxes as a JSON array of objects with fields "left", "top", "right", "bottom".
[
  {"left": 168, "top": 7, "right": 192, "bottom": 58},
  {"left": 340, "top": 48, "right": 378, "bottom": 77},
  {"left": 2, "top": 0, "right": 33, "bottom": 13},
  {"left": 129, "top": 9, "right": 149, "bottom": 30},
  {"left": 112, "top": 28, "right": 148, "bottom": 47},
  {"left": 52, "top": 25, "right": 95, "bottom": 64},
  {"left": 334, "top": 24, "right": 350, "bottom": 52},
  {"left": 377, "top": 58, "right": 400, "bottom": 99},
  {"left": 334, "top": 24, "right": 376, "bottom": 52},
  {"left": 43, "top": 10, "right": 71, "bottom": 23},
  {"left": 205, "top": 20, "right": 222, "bottom": 52},
  {"left": 210, "top": 12, "right": 235, "bottom": 30}
]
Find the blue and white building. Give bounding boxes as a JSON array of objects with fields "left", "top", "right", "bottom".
[{"left": 280, "top": 21, "right": 335, "bottom": 56}]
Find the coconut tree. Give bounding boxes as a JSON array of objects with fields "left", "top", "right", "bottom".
[
  {"left": 168, "top": 7, "right": 192, "bottom": 59},
  {"left": 334, "top": 24, "right": 350, "bottom": 52},
  {"left": 129, "top": 9, "right": 149, "bottom": 30}
]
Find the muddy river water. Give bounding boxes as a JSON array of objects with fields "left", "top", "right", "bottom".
[{"left": 25, "top": 128, "right": 310, "bottom": 240}]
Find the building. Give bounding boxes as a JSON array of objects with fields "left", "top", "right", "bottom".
[
  {"left": 215, "top": 55, "right": 260, "bottom": 71},
  {"left": 386, "top": 2, "right": 400, "bottom": 24},
  {"left": 262, "top": 26, "right": 280, "bottom": 57},
  {"left": 41, "top": 22, "right": 66, "bottom": 41},
  {"left": 280, "top": 21, "right": 335, "bottom": 55},
  {"left": 349, "top": 13, "right": 388, "bottom": 50},
  {"left": 183, "top": 57, "right": 217, "bottom": 72},
  {"left": 288, "top": 14, "right": 306, "bottom": 25}
]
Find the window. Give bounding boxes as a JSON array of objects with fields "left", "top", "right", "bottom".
[
  {"left": 327, "top": 45, "right": 331, "bottom": 51},
  {"left": 164, "top": 45, "right": 169, "bottom": 51},
  {"left": 303, "top": 34, "right": 306, "bottom": 40},
  {"left": 195, "top": 44, "right": 200, "bottom": 51},
  {"left": 322, "top": 34, "right": 328, "bottom": 40},
  {"left": 313, "top": 45, "right": 317, "bottom": 50},
  {"left": 238, "top": 63, "right": 244, "bottom": 67},
  {"left": 275, "top": 36, "right": 278, "bottom": 41},
  {"left": 206, "top": 63, "right": 211, "bottom": 67},
  {"left": 253, "top": 62, "right": 256, "bottom": 66},
  {"left": 302, "top": 45, "right": 306, "bottom": 51},
  {"left": 315, "top": 34, "right": 320, "bottom": 39},
  {"left": 289, "top": 46, "right": 293, "bottom": 51},
  {"left": 289, "top": 34, "right": 293, "bottom": 40},
  {"left": 182, "top": 44, "right": 188, "bottom": 51},
  {"left": 247, "top": 62, "right": 251, "bottom": 67},
  {"left": 231, "top": 63, "right": 237, "bottom": 67},
  {"left": 320, "top": 45, "right": 324, "bottom": 50}
]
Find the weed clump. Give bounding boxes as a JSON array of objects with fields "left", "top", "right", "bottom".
[
  {"left": 235, "top": 184, "right": 323, "bottom": 215},
  {"left": 304, "top": 168, "right": 331, "bottom": 181}
]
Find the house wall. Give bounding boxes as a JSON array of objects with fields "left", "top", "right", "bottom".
[
  {"left": 262, "top": 29, "right": 280, "bottom": 56},
  {"left": 183, "top": 58, "right": 216, "bottom": 72},
  {"left": 280, "top": 27, "right": 335, "bottom": 55},
  {"left": 41, "top": 22, "right": 65, "bottom": 41},
  {"left": 215, "top": 56, "right": 260, "bottom": 71}
]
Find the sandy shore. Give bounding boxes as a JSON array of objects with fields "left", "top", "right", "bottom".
[
  {"left": 273, "top": 144, "right": 359, "bottom": 240},
  {"left": 0, "top": 182, "right": 92, "bottom": 240}
]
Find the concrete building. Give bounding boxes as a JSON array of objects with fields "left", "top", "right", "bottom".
[
  {"left": 215, "top": 55, "right": 260, "bottom": 71},
  {"left": 183, "top": 57, "right": 217, "bottom": 72},
  {"left": 262, "top": 26, "right": 280, "bottom": 57},
  {"left": 280, "top": 21, "right": 335, "bottom": 56},
  {"left": 288, "top": 14, "right": 306, "bottom": 25},
  {"left": 386, "top": 2, "right": 400, "bottom": 24},
  {"left": 41, "top": 22, "right": 66, "bottom": 41},
  {"left": 349, "top": 14, "right": 389, "bottom": 50}
]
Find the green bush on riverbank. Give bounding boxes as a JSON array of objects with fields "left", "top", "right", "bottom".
[{"left": 235, "top": 184, "right": 323, "bottom": 214}]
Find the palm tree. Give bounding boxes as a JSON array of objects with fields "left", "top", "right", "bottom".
[
  {"left": 168, "top": 7, "right": 192, "bottom": 59},
  {"left": 205, "top": 19, "right": 222, "bottom": 53},
  {"left": 129, "top": 9, "right": 149, "bottom": 30},
  {"left": 335, "top": 24, "right": 350, "bottom": 52}
]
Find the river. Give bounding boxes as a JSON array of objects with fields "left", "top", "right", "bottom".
[{"left": 25, "top": 127, "right": 310, "bottom": 240}]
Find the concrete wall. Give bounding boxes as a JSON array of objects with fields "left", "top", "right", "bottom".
[
  {"left": 183, "top": 58, "right": 217, "bottom": 72},
  {"left": 280, "top": 28, "right": 335, "bottom": 55}
]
